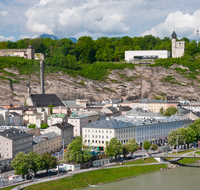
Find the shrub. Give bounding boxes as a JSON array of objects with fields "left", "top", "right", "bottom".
[
  {"left": 28, "top": 124, "right": 36, "bottom": 129},
  {"left": 41, "top": 124, "right": 49, "bottom": 129}
]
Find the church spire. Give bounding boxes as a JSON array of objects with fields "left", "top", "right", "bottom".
[{"left": 171, "top": 30, "right": 177, "bottom": 39}]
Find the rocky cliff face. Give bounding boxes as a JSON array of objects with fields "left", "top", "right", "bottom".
[{"left": 1, "top": 65, "right": 200, "bottom": 104}]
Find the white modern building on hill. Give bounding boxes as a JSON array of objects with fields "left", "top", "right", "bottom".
[{"left": 125, "top": 50, "right": 170, "bottom": 61}]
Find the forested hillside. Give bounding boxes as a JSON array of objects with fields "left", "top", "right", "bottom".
[
  {"left": 0, "top": 35, "right": 199, "bottom": 66},
  {"left": 0, "top": 35, "right": 200, "bottom": 81}
]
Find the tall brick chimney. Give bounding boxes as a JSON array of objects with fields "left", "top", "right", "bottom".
[{"left": 40, "top": 59, "right": 45, "bottom": 94}]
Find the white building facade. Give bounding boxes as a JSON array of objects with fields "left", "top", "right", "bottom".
[
  {"left": 171, "top": 31, "right": 185, "bottom": 58},
  {"left": 83, "top": 109, "right": 192, "bottom": 150},
  {"left": 125, "top": 50, "right": 170, "bottom": 61}
]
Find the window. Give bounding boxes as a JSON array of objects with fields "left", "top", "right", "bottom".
[{"left": 99, "top": 130, "right": 101, "bottom": 133}]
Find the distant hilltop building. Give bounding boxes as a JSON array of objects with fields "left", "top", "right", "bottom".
[
  {"left": 0, "top": 45, "right": 44, "bottom": 60},
  {"left": 125, "top": 50, "right": 170, "bottom": 61},
  {"left": 125, "top": 30, "right": 185, "bottom": 61},
  {"left": 171, "top": 30, "right": 185, "bottom": 58}
]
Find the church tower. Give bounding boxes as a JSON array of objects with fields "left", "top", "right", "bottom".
[
  {"left": 171, "top": 31, "right": 177, "bottom": 58},
  {"left": 171, "top": 30, "right": 185, "bottom": 58}
]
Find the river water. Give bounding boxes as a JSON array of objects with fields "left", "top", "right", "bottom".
[{"left": 83, "top": 164, "right": 200, "bottom": 190}]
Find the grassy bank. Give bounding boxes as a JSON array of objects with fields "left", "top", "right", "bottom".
[
  {"left": 23, "top": 164, "right": 167, "bottom": 190},
  {"left": 2, "top": 185, "right": 18, "bottom": 190},
  {"left": 114, "top": 157, "right": 158, "bottom": 166}
]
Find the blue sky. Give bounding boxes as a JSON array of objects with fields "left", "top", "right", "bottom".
[{"left": 1, "top": 0, "right": 200, "bottom": 41}]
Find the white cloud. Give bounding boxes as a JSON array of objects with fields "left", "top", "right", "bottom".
[
  {"left": 25, "top": 0, "right": 138, "bottom": 38},
  {"left": 26, "top": 22, "right": 54, "bottom": 34},
  {"left": 141, "top": 10, "right": 200, "bottom": 39},
  {"left": 0, "top": 36, "right": 15, "bottom": 41},
  {"left": 0, "top": 11, "right": 7, "bottom": 16},
  {"left": 2, "top": 0, "right": 200, "bottom": 40}
]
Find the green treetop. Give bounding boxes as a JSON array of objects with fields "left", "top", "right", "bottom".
[
  {"left": 168, "top": 129, "right": 184, "bottom": 147},
  {"left": 105, "top": 138, "right": 123, "bottom": 160},
  {"left": 41, "top": 152, "right": 57, "bottom": 172},
  {"left": 11, "top": 152, "right": 30, "bottom": 177},
  {"left": 28, "top": 151, "right": 43, "bottom": 175},
  {"left": 143, "top": 140, "right": 151, "bottom": 153},
  {"left": 64, "top": 136, "right": 92, "bottom": 164},
  {"left": 126, "top": 139, "right": 139, "bottom": 156},
  {"left": 164, "top": 106, "right": 178, "bottom": 116}
]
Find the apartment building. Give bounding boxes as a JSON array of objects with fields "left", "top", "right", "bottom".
[
  {"left": 0, "top": 128, "right": 33, "bottom": 159},
  {"left": 33, "top": 132, "right": 61, "bottom": 155},
  {"left": 44, "top": 122, "right": 74, "bottom": 146},
  {"left": 47, "top": 114, "right": 68, "bottom": 126},
  {"left": 77, "top": 110, "right": 99, "bottom": 124},
  {"left": 133, "top": 99, "right": 179, "bottom": 113},
  {"left": 23, "top": 108, "right": 42, "bottom": 128},
  {"left": 83, "top": 108, "right": 192, "bottom": 150},
  {"left": 68, "top": 114, "right": 88, "bottom": 136}
]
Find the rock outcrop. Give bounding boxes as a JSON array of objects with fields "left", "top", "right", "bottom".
[{"left": 1, "top": 65, "right": 200, "bottom": 104}]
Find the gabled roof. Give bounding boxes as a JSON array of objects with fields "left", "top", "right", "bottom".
[
  {"left": 0, "top": 128, "right": 32, "bottom": 140},
  {"left": 122, "top": 106, "right": 132, "bottom": 111},
  {"left": 9, "top": 112, "right": 20, "bottom": 116},
  {"left": 51, "top": 122, "right": 74, "bottom": 130},
  {"left": 9, "top": 106, "right": 28, "bottom": 111},
  {"left": 30, "top": 94, "right": 65, "bottom": 107},
  {"left": 33, "top": 132, "right": 60, "bottom": 144}
]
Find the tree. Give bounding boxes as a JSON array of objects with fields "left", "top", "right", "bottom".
[
  {"left": 74, "top": 36, "right": 96, "bottom": 63},
  {"left": 188, "top": 119, "right": 200, "bottom": 141},
  {"left": 151, "top": 143, "right": 158, "bottom": 152},
  {"left": 41, "top": 152, "right": 57, "bottom": 172},
  {"left": 82, "top": 148, "right": 92, "bottom": 162},
  {"left": 28, "top": 151, "right": 43, "bottom": 175},
  {"left": 159, "top": 107, "right": 164, "bottom": 115},
  {"left": 11, "top": 152, "right": 30, "bottom": 177},
  {"left": 168, "top": 130, "right": 184, "bottom": 147},
  {"left": 127, "top": 139, "right": 139, "bottom": 156},
  {"left": 164, "top": 106, "right": 178, "bottom": 116},
  {"left": 105, "top": 138, "right": 123, "bottom": 160},
  {"left": 143, "top": 140, "right": 151, "bottom": 153},
  {"left": 179, "top": 127, "right": 196, "bottom": 148},
  {"left": 64, "top": 136, "right": 92, "bottom": 164},
  {"left": 123, "top": 144, "right": 129, "bottom": 158}
]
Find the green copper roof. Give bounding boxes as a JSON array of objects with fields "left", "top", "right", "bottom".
[{"left": 48, "top": 114, "right": 66, "bottom": 119}]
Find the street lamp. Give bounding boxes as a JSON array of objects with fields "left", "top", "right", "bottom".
[{"left": 177, "top": 136, "right": 179, "bottom": 154}]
